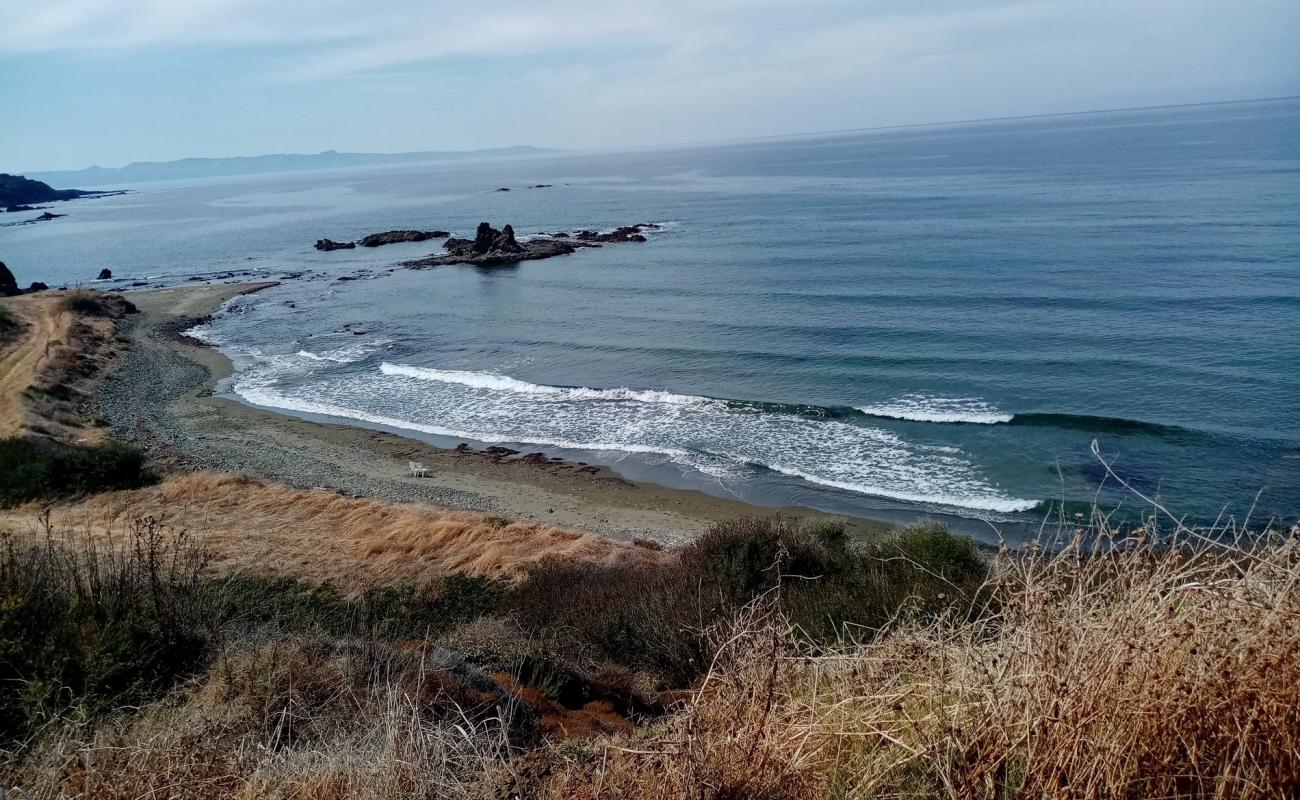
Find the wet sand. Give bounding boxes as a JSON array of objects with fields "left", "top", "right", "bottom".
[{"left": 104, "top": 283, "right": 894, "bottom": 545}]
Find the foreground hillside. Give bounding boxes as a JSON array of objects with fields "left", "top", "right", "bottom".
[{"left": 2, "top": 511, "right": 1295, "bottom": 799}]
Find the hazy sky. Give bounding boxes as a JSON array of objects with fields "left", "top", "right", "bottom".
[{"left": 3, "top": 0, "right": 1298, "bottom": 170}]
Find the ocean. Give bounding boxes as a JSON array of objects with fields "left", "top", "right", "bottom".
[{"left": 5, "top": 98, "right": 1298, "bottom": 536}]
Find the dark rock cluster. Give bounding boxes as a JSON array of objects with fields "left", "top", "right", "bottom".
[
  {"left": 315, "top": 230, "right": 452, "bottom": 250},
  {"left": 315, "top": 220, "right": 659, "bottom": 270},
  {"left": 360, "top": 230, "right": 450, "bottom": 247},
  {"left": 405, "top": 222, "right": 585, "bottom": 268},
  {"left": 571, "top": 223, "right": 663, "bottom": 243}
]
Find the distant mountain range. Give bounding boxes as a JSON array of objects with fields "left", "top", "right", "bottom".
[{"left": 26, "top": 146, "right": 560, "bottom": 187}]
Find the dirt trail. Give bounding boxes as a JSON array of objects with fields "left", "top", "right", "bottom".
[{"left": 0, "top": 294, "right": 73, "bottom": 439}]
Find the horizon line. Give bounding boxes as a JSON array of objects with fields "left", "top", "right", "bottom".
[{"left": 19, "top": 93, "right": 1298, "bottom": 176}]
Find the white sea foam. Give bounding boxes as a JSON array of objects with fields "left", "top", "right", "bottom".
[
  {"left": 297, "top": 340, "right": 384, "bottom": 364},
  {"left": 236, "top": 383, "right": 697, "bottom": 460},
  {"left": 758, "top": 464, "right": 1040, "bottom": 513},
  {"left": 379, "top": 363, "right": 712, "bottom": 406},
  {"left": 226, "top": 362, "right": 1037, "bottom": 515},
  {"left": 857, "top": 394, "right": 1014, "bottom": 424}
]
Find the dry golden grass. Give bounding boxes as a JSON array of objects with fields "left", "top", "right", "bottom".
[
  {"left": 13, "top": 637, "right": 518, "bottom": 800},
  {"left": 0, "top": 472, "right": 670, "bottom": 589},
  {"left": 528, "top": 530, "right": 1300, "bottom": 799},
  {"left": 3, "top": 510, "right": 1297, "bottom": 798},
  {"left": 0, "top": 290, "right": 129, "bottom": 444}
]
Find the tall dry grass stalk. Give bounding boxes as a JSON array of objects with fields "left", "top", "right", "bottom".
[{"left": 534, "top": 530, "right": 1300, "bottom": 799}]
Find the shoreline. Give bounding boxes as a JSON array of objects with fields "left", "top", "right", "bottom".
[{"left": 105, "top": 283, "right": 897, "bottom": 544}]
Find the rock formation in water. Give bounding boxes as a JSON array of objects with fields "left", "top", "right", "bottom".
[
  {"left": 405, "top": 222, "right": 583, "bottom": 268},
  {"left": 401, "top": 220, "right": 657, "bottom": 269},
  {"left": 358, "top": 230, "right": 451, "bottom": 247},
  {"left": 315, "top": 238, "right": 356, "bottom": 251},
  {"left": 97, "top": 268, "right": 113, "bottom": 280},
  {"left": 571, "top": 223, "right": 663, "bottom": 243}
]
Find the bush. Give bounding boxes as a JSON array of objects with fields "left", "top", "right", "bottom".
[
  {"left": 215, "top": 572, "right": 504, "bottom": 640},
  {"left": 0, "top": 305, "right": 18, "bottom": 342},
  {"left": 506, "top": 518, "right": 991, "bottom": 685},
  {"left": 0, "top": 437, "right": 152, "bottom": 507},
  {"left": 891, "top": 522, "right": 985, "bottom": 581},
  {"left": 0, "top": 522, "right": 216, "bottom": 743}
]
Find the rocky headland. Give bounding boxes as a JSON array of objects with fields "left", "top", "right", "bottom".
[{"left": 0, "top": 173, "right": 125, "bottom": 212}]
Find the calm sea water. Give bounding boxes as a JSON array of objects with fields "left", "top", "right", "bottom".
[{"left": 5, "top": 99, "right": 1298, "bottom": 536}]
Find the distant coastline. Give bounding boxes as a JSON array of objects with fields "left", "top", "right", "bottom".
[{"left": 25, "top": 145, "right": 560, "bottom": 187}]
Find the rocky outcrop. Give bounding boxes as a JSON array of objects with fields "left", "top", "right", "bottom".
[
  {"left": 0, "top": 261, "right": 18, "bottom": 297},
  {"left": 572, "top": 223, "right": 663, "bottom": 243},
  {"left": 315, "top": 238, "right": 356, "bottom": 251},
  {"left": 97, "top": 268, "right": 113, "bottom": 280},
  {"left": 27, "top": 282, "right": 49, "bottom": 293},
  {"left": 358, "top": 230, "right": 450, "bottom": 247},
  {"left": 405, "top": 222, "right": 593, "bottom": 268},
  {"left": 402, "top": 220, "right": 657, "bottom": 269},
  {"left": 0, "top": 173, "right": 124, "bottom": 208}
]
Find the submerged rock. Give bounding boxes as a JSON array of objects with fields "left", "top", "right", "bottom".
[
  {"left": 97, "top": 268, "right": 113, "bottom": 280},
  {"left": 315, "top": 238, "right": 356, "bottom": 251}
]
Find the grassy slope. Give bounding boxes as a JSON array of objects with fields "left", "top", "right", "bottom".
[
  {"left": 2, "top": 508, "right": 1296, "bottom": 799},
  {"left": 0, "top": 472, "right": 669, "bottom": 589}
]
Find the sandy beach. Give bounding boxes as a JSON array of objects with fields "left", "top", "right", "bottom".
[{"left": 99, "top": 283, "right": 892, "bottom": 545}]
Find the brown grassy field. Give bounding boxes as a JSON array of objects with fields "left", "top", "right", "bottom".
[
  {"left": 5, "top": 512, "right": 1296, "bottom": 799},
  {"left": 0, "top": 471, "right": 670, "bottom": 589}
]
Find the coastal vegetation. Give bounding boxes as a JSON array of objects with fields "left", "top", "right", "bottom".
[
  {"left": 1, "top": 504, "right": 1295, "bottom": 798},
  {"left": 0, "top": 437, "right": 150, "bottom": 507}
]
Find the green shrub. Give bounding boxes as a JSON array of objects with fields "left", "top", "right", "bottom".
[
  {"left": 506, "top": 517, "right": 993, "bottom": 685},
  {"left": 0, "top": 522, "right": 216, "bottom": 743},
  {"left": 891, "top": 523, "right": 985, "bottom": 581},
  {"left": 214, "top": 572, "right": 504, "bottom": 640},
  {"left": 61, "top": 290, "right": 108, "bottom": 316},
  {"left": 0, "top": 437, "right": 152, "bottom": 507}
]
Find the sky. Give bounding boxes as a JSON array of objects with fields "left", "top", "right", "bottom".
[{"left": 2, "top": 0, "right": 1298, "bottom": 171}]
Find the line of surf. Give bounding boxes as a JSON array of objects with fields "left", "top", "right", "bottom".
[{"left": 379, "top": 363, "right": 1200, "bottom": 439}]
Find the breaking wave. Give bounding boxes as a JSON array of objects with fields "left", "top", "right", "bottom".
[{"left": 228, "top": 361, "right": 1039, "bottom": 514}]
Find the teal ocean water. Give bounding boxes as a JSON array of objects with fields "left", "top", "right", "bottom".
[{"left": 5, "top": 99, "right": 1298, "bottom": 536}]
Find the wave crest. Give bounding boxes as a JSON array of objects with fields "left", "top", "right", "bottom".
[
  {"left": 378, "top": 363, "right": 712, "bottom": 406},
  {"left": 857, "top": 395, "right": 1014, "bottom": 424}
]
